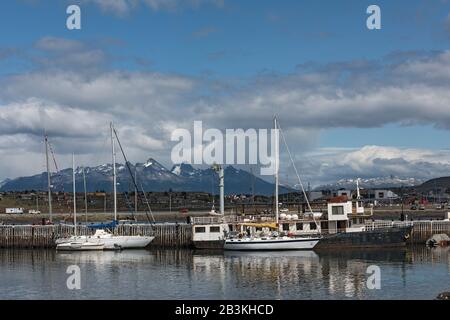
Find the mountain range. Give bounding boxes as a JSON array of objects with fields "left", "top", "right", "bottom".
[
  {"left": 315, "top": 176, "right": 425, "bottom": 190},
  {"left": 0, "top": 158, "right": 290, "bottom": 196},
  {"left": 1, "top": 159, "right": 439, "bottom": 195}
]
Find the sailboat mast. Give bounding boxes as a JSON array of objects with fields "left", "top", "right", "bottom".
[
  {"left": 45, "top": 135, "right": 53, "bottom": 223},
  {"left": 219, "top": 166, "right": 224, "bottom": 215},
  {"left": 135, "top": 168, "right": 138, "bottom": 213},
  {"left": 83, "top": 167, "right": 88, "bottom": 225},
  {"left": 274, "top": 117, "right": 279, "bottom": 224},
  {"left": 72, "top": 153, "right": 77, "bottom": 237},
  {"left": 111, "top": 122, "right": 118, "bottom": 222}
]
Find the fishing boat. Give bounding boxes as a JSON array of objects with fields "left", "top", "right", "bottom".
[
  {"left": 194, "top": 116, "right": 412, "bottom": 250},
  {"left": 56, "top": 154, "right": 105, "bottom": 251}
]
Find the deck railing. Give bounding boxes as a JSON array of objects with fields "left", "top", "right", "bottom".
[{"left": 364, "top": 220, "right": 414, "bottom": 231}]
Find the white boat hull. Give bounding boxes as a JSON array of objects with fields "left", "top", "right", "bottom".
[
  {"left": 100, "top": 236, "right": 155, "bottom": 250},
  {"left": 224, "top": 237, "right": 320, "bottom": 251},
  {"left": 56, "top": 235, "right": 155, "bottom": 250},
  {"left": 56, "top": 242, "right": 105, "bottom": 251}
]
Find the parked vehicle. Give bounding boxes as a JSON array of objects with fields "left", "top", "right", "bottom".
[{"left": 5, "top": 208, "right": 24, "bottom": 214}]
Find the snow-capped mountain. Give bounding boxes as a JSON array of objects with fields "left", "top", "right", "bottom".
[
  {"left": 0, "top": 159, "right": 290, "bottom": 196},
  {"left": 315, "top": 176, "right": 424, "bottom": 190}
]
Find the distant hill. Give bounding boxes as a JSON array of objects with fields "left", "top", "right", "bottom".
[
  {"left": 0, "top": 159, "right": 291, "bottom": 196},
  {"left": 416, "top": 176, "right": 450, "bottom": 193}
]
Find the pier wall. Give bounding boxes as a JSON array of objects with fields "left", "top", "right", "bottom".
[
  {"left": 0, "top": 221, "right": 448, "bottom": 249},
  {"left": 0, "top": 223, "right": 192, "bottom": 249},
  {"left": 410, "top": 221, "right": 450, "bottom": 244}
]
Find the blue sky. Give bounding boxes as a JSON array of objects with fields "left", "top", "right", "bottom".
[{"left": 1, "top": 0, "right": 450, "bottom": 186}]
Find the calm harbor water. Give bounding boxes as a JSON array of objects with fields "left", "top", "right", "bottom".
[{"left": 0, "top": 247, "right": 449, "bottom": 300}]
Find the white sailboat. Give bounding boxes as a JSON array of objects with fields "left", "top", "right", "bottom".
[
  {"left": 97, "top": 122, "right": 155, "bottom": 249},
  {"left": 56, "top": 123, "right": 154, "bottom": 250},
  {"left": 56, "top": 154, "right": 105, "bottom": 251},
  {"left": 223, "top": 117, "right": 321, "bottom": 251}
]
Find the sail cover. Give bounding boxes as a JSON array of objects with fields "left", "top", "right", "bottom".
[{"left": 87, "top": 220, "right": 118, "bottom": 229}]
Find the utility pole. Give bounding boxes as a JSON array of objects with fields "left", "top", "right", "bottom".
[{"left": 212, "top": 164, "right": 225, "bottom": 215}]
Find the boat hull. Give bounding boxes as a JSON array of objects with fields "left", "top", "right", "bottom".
[
  {"left": 55, "top": 236, "right": 155, "bottom": 250},
  {"left": 101, "top": 236, "right": 155, "bottom": 250},
  {"left": 193, "top": 240, "right": 225, "bottom": 249},
  {"left": 56, "top": 242, "right": 105, "bottom": 251},
  {"left": 224, "top": 237, "right": 320, "bottom": 251},
  {"left": 315, "top": 226, "right": 413, "bottom": 250}
]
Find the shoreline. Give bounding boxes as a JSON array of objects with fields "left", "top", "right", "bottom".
[{"left": 0, "top": 209, "right": 447, "bottom": 225}]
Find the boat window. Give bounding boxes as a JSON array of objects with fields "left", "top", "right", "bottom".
[
  {"left": 332, "top": 206, "right": 344, "bottom": 215},
  {"left": 282, "top": 224, "right": 290, "bottom": 231},
  {"left": 296, "top": 223, "right": 303, "bottom": 231},
  {"left": 310, "top": 223, "right": 317, "bottom": 230},
  {"left": 210, "top": 226, "right": 220, "bottom": 233},
  {"left": 195, "top": 227, "right": 206, "bottom": 233}
]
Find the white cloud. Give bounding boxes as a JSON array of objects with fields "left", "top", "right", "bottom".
[
  {"left": 293, "top": 146, "right": 450, "bottom": 186},
  {"left": 2, "top": 38, "right": 450, "bottom": 183},
  {"left": 81, "top": 0, "right": 224, "bottom": 15}
]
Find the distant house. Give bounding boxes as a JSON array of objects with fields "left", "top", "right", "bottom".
[
  {"left": 369, "top": 190, "right": 398, "bottom": 200},
  {"left": 308, "top": 191, "right": 325, "bottom": 202},
  {"left": 331, "top": 190, "right": 352, "bottom": 199}
]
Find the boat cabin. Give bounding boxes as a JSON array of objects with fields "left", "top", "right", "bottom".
[
  {"left": 276, "top": 195, "right": 372, "bottom": 235},
  {"left": 191, "top": 217, "right": 230, "bottom": 249}
]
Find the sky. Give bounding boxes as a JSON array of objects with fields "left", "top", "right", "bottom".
[{"left": 1, "top": 0, "right": 450, "bottom": 187}]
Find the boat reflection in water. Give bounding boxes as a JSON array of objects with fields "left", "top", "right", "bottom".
[
  {"left": 191, "top": 248, "right": 422, "bottom": 300},
  {"left": 0, "top": 247, "right": 450, "bottom": 299}
]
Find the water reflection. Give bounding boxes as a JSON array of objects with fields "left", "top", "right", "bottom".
[{"left": 0, "top": 247, "right": 449, "bottom": 299}]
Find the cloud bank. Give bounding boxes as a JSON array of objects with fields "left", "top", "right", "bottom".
[{"left": 1, "top": 37, "right": 450, "bottom": 184}]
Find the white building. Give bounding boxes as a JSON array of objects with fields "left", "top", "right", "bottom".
[
  {"left": 331, "top": 190, "right": 352, "bottom": 199},
  {"left": 370, "top": 190, "right": 398, "bottom": 200}
]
